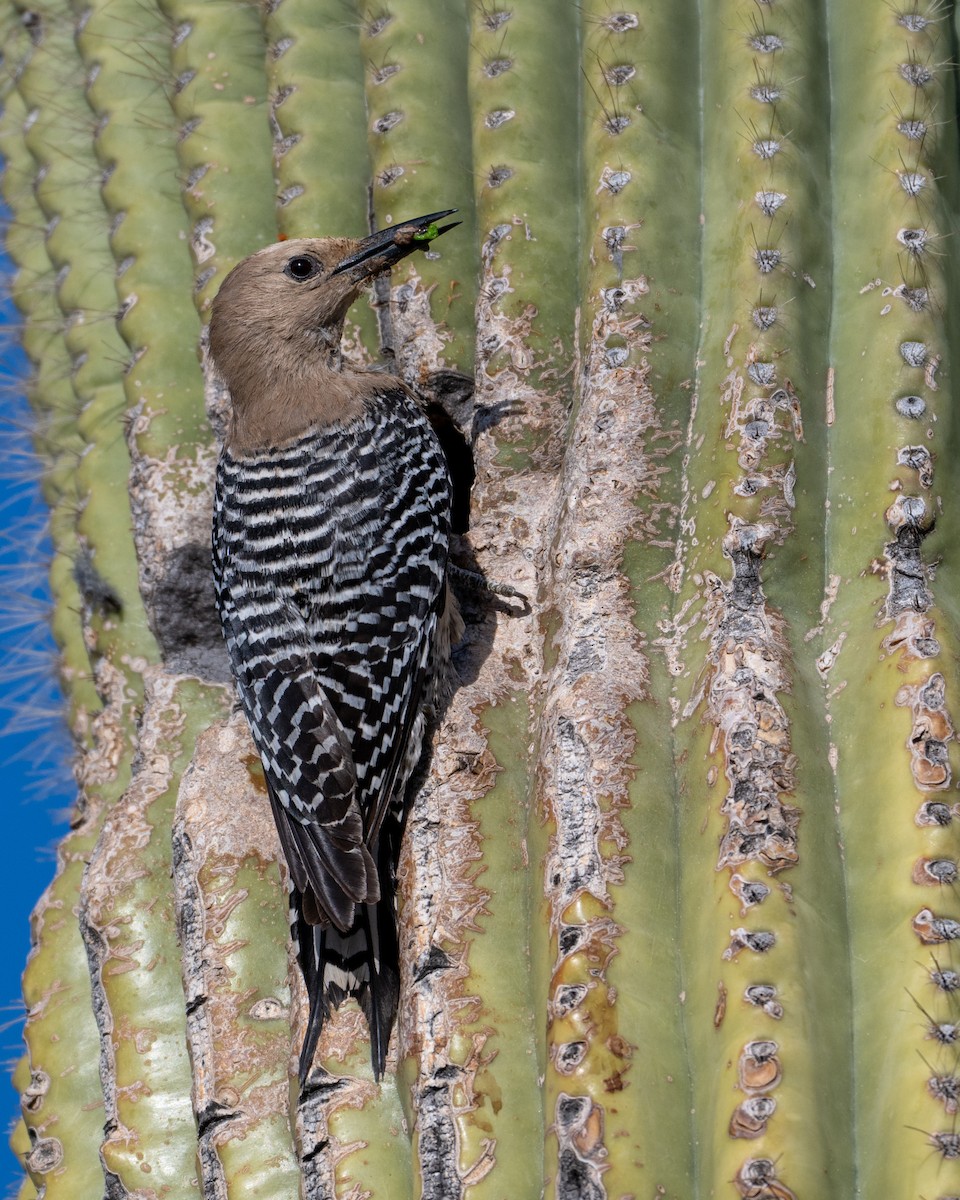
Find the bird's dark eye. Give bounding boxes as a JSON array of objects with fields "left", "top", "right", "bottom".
[{"left": 285, "top": 255, "right": 321, "bottom": 281}]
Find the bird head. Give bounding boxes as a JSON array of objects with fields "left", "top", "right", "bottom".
[
  {"left": 208, "top": 212, "right": 459, "bottom": 451},
  {"left": 209, "top": 210, "right": 458, "bottom": 374}
]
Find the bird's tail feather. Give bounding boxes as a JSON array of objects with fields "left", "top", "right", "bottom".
[{"left": 295, "top": 893, "right": 400, "bottom": 1088}]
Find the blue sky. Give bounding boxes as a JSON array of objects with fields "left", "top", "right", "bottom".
[{"left": 0, "top": 272, "right": 73, "bottom": 1197}]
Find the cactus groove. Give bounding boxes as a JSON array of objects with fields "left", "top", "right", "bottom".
[{"left": 1, "top": 1, "right": 959, "bottom": 1198}]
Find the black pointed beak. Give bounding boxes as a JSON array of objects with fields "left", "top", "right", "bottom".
[{"left": 330, "top": 210, "right": 460, "bottom": 279}]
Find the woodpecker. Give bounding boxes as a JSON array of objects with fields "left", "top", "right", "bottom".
[{"left": 209, "top": 212, "right": 461, "bottom": 1086}]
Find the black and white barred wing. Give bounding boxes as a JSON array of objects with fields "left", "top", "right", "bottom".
[
  {"left": 311, "top": 570, "right": 444, "bottom": 855},
  {"left": 219, "top": 600, "right": 378, "bottom": 931}
]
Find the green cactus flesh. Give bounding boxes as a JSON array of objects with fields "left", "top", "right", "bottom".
[{"left": 2, "top": 1, "right": 959, "bottom": 1198}]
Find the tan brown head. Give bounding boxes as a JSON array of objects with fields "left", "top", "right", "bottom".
[{"left": 208, "top": 211, "right": 458, "bottom": 454}]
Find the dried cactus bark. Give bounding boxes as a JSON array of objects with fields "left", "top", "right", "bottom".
[{"left": 2, "top": 2, "right": 959, "bottom": 1199}]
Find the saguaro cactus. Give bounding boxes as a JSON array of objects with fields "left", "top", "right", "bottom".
[{"left": 2, "top": 1, "right": 959, "bottom": 1197}]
